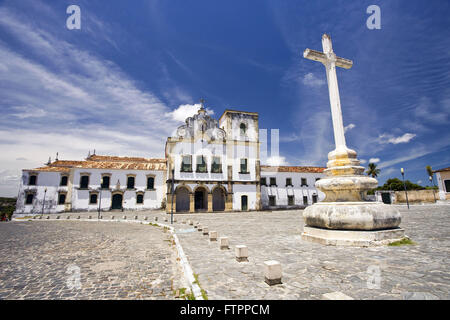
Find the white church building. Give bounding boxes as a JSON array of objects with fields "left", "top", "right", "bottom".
[{"left": 14, "top": 105, "right": 325, "bottom": 215}]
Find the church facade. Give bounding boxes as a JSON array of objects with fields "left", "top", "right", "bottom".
[{"left": 14, "top": 107, "right": 325, "bottom": 215}]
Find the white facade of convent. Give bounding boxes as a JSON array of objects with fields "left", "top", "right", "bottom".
[{"left": 14, "top": 107, "right": 325, "bottom": 215}]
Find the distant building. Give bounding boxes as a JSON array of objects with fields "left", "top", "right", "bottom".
[
  {"left": 434, "top": 167, "right": 450, "bottom": 200},
  {"left": 14, "top": 105, "right": 325, "bottom": 215}
]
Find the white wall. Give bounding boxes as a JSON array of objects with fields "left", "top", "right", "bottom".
[{"left": 260, "top": 171, "right": 325, "bottom": 208}]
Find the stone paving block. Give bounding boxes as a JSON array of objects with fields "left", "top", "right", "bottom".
[{"left": 322, "top": 292, "right": 354, "bottom": 300}]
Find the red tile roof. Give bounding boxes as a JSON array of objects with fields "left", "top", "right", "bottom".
[{"left": 261, "top": 165, "right": 326, "bottom": 173}]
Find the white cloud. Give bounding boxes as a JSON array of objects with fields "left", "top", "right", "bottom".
[
  {"left": 264, "top": 156, "right": 289, "bottom": 166},
  {"left": 302, "top": 72, "right": 326, "bottom": 87},
  {"left": 369, "top": 158, "right": 380, "bottom": 164},
  {"left": 379, "top": 133, "right": 416, "bottom": 144},
  {"left": 359, "top": 159, "right": 367, "bottom": 164},
  {"left": 166, "top": 103, "right": 215, "bottom": 123},
  {"left": 344, "top": 123, "right": 356, "bottom": 133}
]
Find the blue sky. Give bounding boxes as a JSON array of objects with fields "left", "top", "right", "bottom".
[{"left": 0, "top": 0, "right": 449, "bottom": 196}]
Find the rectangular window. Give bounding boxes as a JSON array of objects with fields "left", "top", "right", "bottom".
[
  {"left": 312, "top": 195, "right": 318, "bottom": 203},
  {"left": 286, "top": 178, "right": 292, "bottom": 186},
  {"left": 89, "top": 193, "right": 98, "bottom": 204},
  {"left": 303, "top": 196, "right": 308, "bottom": 205},
  {"left": 288, "top": 195, "right": 294, "bottom": 206},
  {"left": 260, "top": 177, "right": 267, "bottom": 186},
  {"left": 196, "top": 155, "right": 207, "bottom": 173},
  {"left": 101, "top": 176, "right": 110, "bottom": 189},
  {"left": 240, "top": 159, "right": 248, "bottom": 173},
  {"left": 58, "top": 193, "right": 66, "bottom": 205},
  {"left": 80, "top": 175, "right": 89, "bottom": 189},
  {"left": 28, "top": 175, "right": 37, "bottom": 186},
  {"left": 269, "top": 196, "right": 276, "bottom": 206},
  {"left": 181, "top": 155, "right": 192, "bottom": 172},
  {"left": 270, "top": 177, "right": 277, "bottom": 186},
  {"left": 60, "top": 176, "right": 68, "bottom": 186},
  {"left": 301, "top": 178, "right": 308, "bottom": 187},
  {"left": 316, "top": 177, "right": 321, "bottom": 182},
  {"left": 147, "top": 177, "right": 155, "bottom": 190},
  {"left": 25, "top": 193, "right": 34, "bottom": 205},
  {"left": 136, "top": 194, "right": 144, "bottom": 204},
  {"left": 127, "top": 176, "right": 135, "bottom": 189},
  {"left": 211, "top": 156, "right": 222, "bottom": 173},
  {"left": 444, "top": 180, "right": 450, "bottom": 193}
]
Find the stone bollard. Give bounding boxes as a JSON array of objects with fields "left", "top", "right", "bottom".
[
  {"left": 154, "top": 217, "right": 158, "bottom": 221},
  {"left": 219, "top": 237, "right": 229, "bottom": 250},
  {"left": 134, "top": 216, "right": 138, "bottom": 220},
  {"left": 46, "top": 216, "right": 50, "bottom": 219},
  {"left": 182, "top": 220, "right": 186, "bottom": 224},
  {"left": 144, "top": 216, "right": 148, "bottom": 220},
  {"left": 189, "top": 220, "right": 193, "bottom": 225},
  {"left": 99, "top": 215, "right": 103, "bottom": 219},
  {"left": 164, "top": 217, "right": 168, "bottom": 222},
  {"left": 202, "top": 227, "right": 209, "bottom": 235},
  {"left": 67, "top": 216, "right": 70, "bottom": 219},
  {"left": 56, "top": 216, "right": 61, "bottom": 219},
  {"left": 88, "top": 216, "right": 92, "bottom": 219},
  {"left": 111, "top": 216, "right": 115, "bottom": 220},
  {"left": 264, "top": 260, "right": 282, "bottom": 285},
  {"left": 39, "top": 216, "right": 42, "bottom": 219},
  {"left": 77, "top": 216, "right": 80, "bottom": 219},
  {"left": 122, "top": 215, "right": 127, "bottom": 220},
  {"left": 209, "top": 231, "right": 218, "bottom": 241},
  {"left": 235, "top": 245, "right": 249, "bottom": 262},
  {"left": 174, "top": 218, "right": 177, "bottom": 223},
  {"left": 197, "top": 225, "right": 203, "bottom": 231}
]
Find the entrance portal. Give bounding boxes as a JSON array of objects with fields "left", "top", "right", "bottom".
[
  {"left": 176, "top": 187, "right": 190, "bottom": 212},
  {"left": 111, "top": 194, "right": 123, "bottom": 210},
  {"left": 194, "top": 188, "right": 207, "bottom": 212},
  {"left": 212, "top": 187, "right": 225, "bottom": 211}
]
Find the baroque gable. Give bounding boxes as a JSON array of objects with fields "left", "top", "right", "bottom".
[{"left": 175, "top": 107, "right": 226, "bottom": 142}]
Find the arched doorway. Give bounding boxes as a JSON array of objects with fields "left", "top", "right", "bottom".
[
  {"left": 194, "top": 187, "right": 208, "bottom": 212},
  {"left": 176, "top": 186, "right": 190, "bottom": 212},
  {"left": 112, "top": 193, "right": 123, "bottom": 210},
  {"left": 212, "top": 187, "right": 225, "bottom": 211}
]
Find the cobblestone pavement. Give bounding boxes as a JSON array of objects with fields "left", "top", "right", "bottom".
[
  {"left": 0, "top": 220, "right": 185, "bottom": 300},
  {"left": 173, "top": 205, "right": 450, "bottom": 300}
]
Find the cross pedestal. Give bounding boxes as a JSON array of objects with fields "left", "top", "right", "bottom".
[{"left": 301, "top": 34, "right": 405, "bottom": 246}]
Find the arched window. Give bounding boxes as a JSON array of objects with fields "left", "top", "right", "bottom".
[
  {"left": 80, "top": 175, "right": 89, "bottom": 189},
  {"left": 127, "top": 176, "right": 135, "bottom": 189},
  {"left": 60, "top": 175, "right": 68, "bottom": 186},
  {"left": 240, "top": 123, "right": 247, "bottom": 135},
  {"left": 136, "top": 194, "right": 144, "bottom": 204},
  {"left": 147, "top": 177, "right": 155, "bottom": 190},
  {"left": 89, "top": 193, "right": 98, "bottom": 204},
  {"left": 28, "top": 175, "right": 37, "bottom": 186}
]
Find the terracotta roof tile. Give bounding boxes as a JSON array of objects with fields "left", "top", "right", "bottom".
[
  {"left": 434, "top": 167, "right": 450, "bottom": 173},
  {"left": 261, "top": 165, "right": 326, "bottom": 173}
]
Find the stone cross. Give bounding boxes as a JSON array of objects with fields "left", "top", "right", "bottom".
[{"left": 303, "top": 34, "right": 353, "bottom": 151}]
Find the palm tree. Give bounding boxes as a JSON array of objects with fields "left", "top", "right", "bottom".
[
  {"left": 426, "top": 165, "right": 433, "bottom": 179},
  {"left": 366, "top": 163, "right": 380, "bottom": 178}
]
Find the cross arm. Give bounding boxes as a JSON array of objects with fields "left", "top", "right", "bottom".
[{"left": 303, "top": 48, "right": 353, "bottom": 69}]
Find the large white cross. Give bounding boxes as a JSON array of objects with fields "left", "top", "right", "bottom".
[{"left": 304, "top": 34, "right": 353, "bottom": 150}]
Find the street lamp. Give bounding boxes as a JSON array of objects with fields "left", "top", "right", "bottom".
[
  {"left": 41, "top": 188, "right": 47, "bottom": 215},
  {"left": 429, "top": 176, "right": 436, "bottom": 203},
  {"left": 400, "top": 168, "right": 409, "bottom": 209},
  {"left": 171, "top": 169, "right": 175, "bottom": 225}
]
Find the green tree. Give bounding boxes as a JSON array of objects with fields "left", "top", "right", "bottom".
[
  {"left": 366, "top": 163, "right": 381, "bottom": 178},
  {"left": 426, "top": 165, "right": 433, "bottom": 179}
]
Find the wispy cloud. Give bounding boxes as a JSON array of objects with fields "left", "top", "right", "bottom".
[
  {"left": 379, "top": 133, "right": 416, "bottom": 145},
  {"left": 369, "top": 157, "right": 380, "bottom": 164},
  {"left": 302, "top": 72, "right": 326, "bottom": 87}
]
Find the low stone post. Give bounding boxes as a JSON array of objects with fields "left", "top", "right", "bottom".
[
  {"left": 209, "top": 231, "right": 218, "bottom": 241},
  {"left": 88, "top": 216, "right": 92, "bottom": 219},
  {"left": 122, "top": 215, "right": 127, "bottom": 220},
  {"left": 202, "top": 226, "right": 209, "bottom": 235},
  {"left": 76, "top": 216, "right": 80, "bottom": 219},
  {"left": 56, "top": 216, "right": 60, "bottom": 219},
  {"left": 197, "top": 225, "right": 203, "bottom": 231},
  {"left": 134, "top": 216, "right": 138, "bottom": 220},
  {"left": 189, "top": 220, "right": 193, "bottom": 225},
  {"left": 144, "top": 216, "right": 148, "bottom": 221},
  {"left": 111, "top": 216, "right": 115, "bottom": 220},
  {"left": 264, "top": 260, "right": 282, "bottom": 285},
  {"left": 235, "top": 245, "right": 248, "bottom": 262},
  {"left": 219, "top": 237, "right": 229, "bottom": 250},
  {"left": 154, "top": 217, "right": 158, "bottom": 221},
  {"left": 67, "top": 216, "right": 70, "bottom": 219}
]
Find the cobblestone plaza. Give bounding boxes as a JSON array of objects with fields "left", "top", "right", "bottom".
[{"left": 1, "top": 205, "right": 449, "bottom": 300}]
